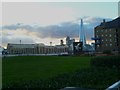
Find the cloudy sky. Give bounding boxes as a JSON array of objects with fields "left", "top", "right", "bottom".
[{"left": 1, "top": 2, "right": 118, "bottom": 47}]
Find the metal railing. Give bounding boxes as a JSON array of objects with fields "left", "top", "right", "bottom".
[{"left": 106, "top": 80, "right": 120, "bottom": 90}]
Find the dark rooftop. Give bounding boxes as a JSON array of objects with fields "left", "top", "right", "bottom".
[{"left": 99, "top": 16, "right": 120, "bottom": 29}]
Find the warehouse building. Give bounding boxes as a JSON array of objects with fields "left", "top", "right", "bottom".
[{"left": 92, "top": 17, "right": 120, "bottom": 53}]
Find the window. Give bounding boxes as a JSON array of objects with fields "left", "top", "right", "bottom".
[
  {"left": 97, "top": 40, "right": 99, "bottom": 42},
  {"left": 110, "top": 39, "right": 112, "bottom": 42},
  {"left": 102, "top": 39, "right": 104, "bottom": 42},
  {"left": 105, "top": 29, "right": 107, "bottom": 32},
  {"left": 106, "top": 44, "right": 108, "bottom": 46},
  {"left": 97, "top": 45, "right": 100, "bottom": 47},
  {"left": 109, "top": 34, "right": 112, "bottom": 37},
  {"left": 110, "top": 44, "right": 112, "bottom": 47},
  {"left": 96, "top": 35, "right": 99, "bottom": 38},
  {"left": 106, "top": 39, "right": 108, "bottom": 41},
  {"left": 106, "top": 34, "right": 108, "bottom": 37},
  {"left": 101, "top": 34, "right": 104, "bottom": 37}
]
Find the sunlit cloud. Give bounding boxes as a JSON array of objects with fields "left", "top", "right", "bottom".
[
  {"left": 1, "top": 2, "right": 117, "bottom": 47},
  {"left": 2, "top": 16, "right": 112, "bottom": 47}
]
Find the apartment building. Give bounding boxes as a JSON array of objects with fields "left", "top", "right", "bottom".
[{"left": 93, "top": 17, "right": 120, "bottom": 53}]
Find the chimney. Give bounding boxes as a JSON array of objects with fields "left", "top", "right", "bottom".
[
  {"left": 103, "top": 19, "right": 106, "bottom": 23},
  {"left": 50, "top": 42, "right": 52, "bottom": 46},
  {"left": 60, "top": 40, "right": 64, "bottom": 46}
]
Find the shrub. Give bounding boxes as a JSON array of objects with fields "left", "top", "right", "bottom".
[
  {"left": 103, "top": 50, "right": 112, "bottom": 54},
  {"left": 91, "top": 55, "right": 120, "bottom": 68}
]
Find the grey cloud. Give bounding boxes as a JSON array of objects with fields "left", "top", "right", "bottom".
[
  {"left": 2, "top": 23, "right": 38, "bottom": 31},
  {"left": 2, "top": 17, "right": 112, "bottom": 41},
  {"left": 36, "top": 23, "right": 79, "bottom": 38},
  {"left": 2, "top": 36, "right": 35, "bottom": 47}
]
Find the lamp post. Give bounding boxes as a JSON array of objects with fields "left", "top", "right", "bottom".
[{"left": 20, "top": 40, "right": 21, "bottom": 55}]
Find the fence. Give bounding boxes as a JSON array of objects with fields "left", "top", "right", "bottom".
[{"left": 106, "top": 80, "right": 120, "bottom": 90}]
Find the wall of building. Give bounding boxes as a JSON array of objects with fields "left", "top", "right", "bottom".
[
  {"left": 94, "top": 24, "right": 120, "bottom": 53},
  {"left": 7, "top": 44, "right": 68, "bottom": 55}
]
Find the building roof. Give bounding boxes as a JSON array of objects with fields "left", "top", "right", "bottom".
[
  {"left": 96, "top": 16, "right": 120, "bottom": 29},
  {"left": 7, "top": 43, "right": 36, "bottom": 48},
  {"left": 7, "top": 43, "right": 68, "bottom": 48}
]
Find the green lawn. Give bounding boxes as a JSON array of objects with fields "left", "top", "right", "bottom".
[{"left": 2, "top": 56, "right": 91, "bottom": 86}]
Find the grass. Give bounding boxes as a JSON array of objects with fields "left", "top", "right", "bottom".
[
  {"left": 2, "top": 56, "right": 91, "bottom": 87},
  {"left": 2, "top": 56, "right": 120, "bottom": 89}
]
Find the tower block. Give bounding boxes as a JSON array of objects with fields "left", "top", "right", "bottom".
[{"left": 79, "top": 19, "right": 86, "bottom": 45}]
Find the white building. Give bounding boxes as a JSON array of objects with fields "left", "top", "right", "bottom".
[{"left": 7, "top": 43, "right": 68, "bottom": 55}]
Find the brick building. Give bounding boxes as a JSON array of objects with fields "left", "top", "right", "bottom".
[{"left": 93, "top": 17, "right": 120, "bottom": 53}]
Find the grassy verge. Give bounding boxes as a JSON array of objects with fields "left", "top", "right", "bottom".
[
  {"left": 2, "top": 55, "right": 120, "bottom": 89},
  {"left": 2, "top": 56, "right": 90, "bottom": 88}
]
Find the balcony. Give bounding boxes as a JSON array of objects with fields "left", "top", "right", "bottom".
[
  {"left": 91, "top": 37, "right": 101, "bottom": 40},
  {"left": 95, "top": 42, "right": 101, "bottom": 45}
]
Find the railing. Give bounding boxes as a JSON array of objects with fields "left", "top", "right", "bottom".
[
  {"left": 91, "top": 37, "right": 100, "bottom": 40},
  {"left": 2, "top": 52, "right": 69, "bottom": 57},
  {"left": 95, "top": 42, "right": 101, "bottom": 45},
  {"left": 106, "top": 80, "right": 120, "bottom": 90}
]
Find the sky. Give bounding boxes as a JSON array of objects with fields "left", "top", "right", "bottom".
[{"left": 1, "top": 2, "right": 119, "bottom": 48}]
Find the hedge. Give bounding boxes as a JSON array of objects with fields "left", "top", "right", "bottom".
[{"left": 90, "top": 55, "right": 120, "bottom": 68}]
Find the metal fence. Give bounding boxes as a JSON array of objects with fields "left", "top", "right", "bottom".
[
  {"left": 2, "top": 52, "right": 69, "bottom": 57},
  {"left": 106, "top": 80, "right": 120, "bottom": 90}
]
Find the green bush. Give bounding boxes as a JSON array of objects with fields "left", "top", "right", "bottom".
[
  {"left": 103, "top": 50, "right": 112, "bottom": 54},
  {"left": 91, "top": 56, "right": 120, "bottom": 68}
]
